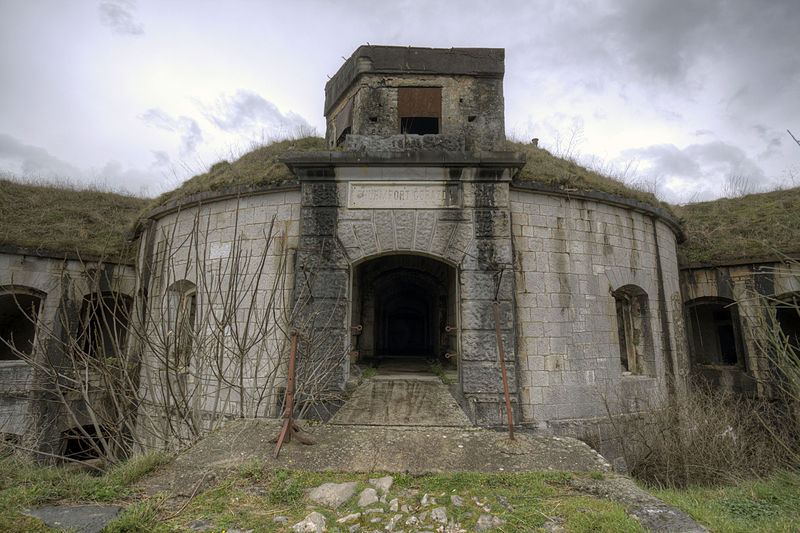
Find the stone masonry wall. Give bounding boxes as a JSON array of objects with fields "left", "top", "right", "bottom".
[
  {"left": 509, "top": 188, "right": 684, "bottom": 432},
  {"left": 294, "top": 166, "right": 519, "bottom": 426},
  {"left": 0, "top": 250, "right": 135, "bottom": 453},
  {"left": 135, "top": 188, "right": 301, "bottom": 447},
  {"left": 680, "top": 261, "right": 800, "bottom": 397}
]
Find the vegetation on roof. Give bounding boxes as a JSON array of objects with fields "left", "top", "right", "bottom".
[
  {"left": 0, "top": 178, "right": 147, "bottom": 261},
  {"left": 507, "top": 141, "right": 673, "bottom": 213},
  {"left": 148, "top": 137, "right": 326, "bottom": 210},
  {"left": 674, "top": 186, "right": 800, "bottom": 265}
]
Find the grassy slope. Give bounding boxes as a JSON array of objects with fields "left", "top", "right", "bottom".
[
  {"left": 674, "top": 187, "right": 800, "bottom": 265},
  {"left": 508, "top": 141, "right": 672, "bottom": 212},
  {"left": 0, "top": 179, "right": 148, "bottom": 261},
  {"left": 148, "top": 137, "right": 326, "bottom": 209}
]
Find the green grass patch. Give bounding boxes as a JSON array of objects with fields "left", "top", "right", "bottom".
[
  {"left": 0, "top": 178, "right": 148, "bottom": 260},
  {"left": 653, "top": 471, "right": 800, "bottom": 533}
]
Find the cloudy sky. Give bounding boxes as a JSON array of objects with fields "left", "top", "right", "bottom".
[{"left": 0, "top": 0, "right": 797, "bottom": 203}]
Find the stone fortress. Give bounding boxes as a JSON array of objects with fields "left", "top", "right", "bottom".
[{"left": 1, "top": 46, "right": 798, "bottom": 459}]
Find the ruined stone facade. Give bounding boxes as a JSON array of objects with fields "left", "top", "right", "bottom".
[{"left": 2, "top": 46, "right": 798, "bottom": 458}]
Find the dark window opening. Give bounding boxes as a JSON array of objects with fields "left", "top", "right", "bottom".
[
  {"left": 0, "top": 292, "right": 42, "bottom": 361},
  {"left": 401, "top": 117, "right": 439, "bottom": 135},
  {"left": 467, "top": 115, "right": 477, "bottom": 122},
  {"left": 398, "top": 87, "right": 441, "bottom": 135},
  {"left": 776, "top": 294, "right": 800, "bottom": 353},
  {"left": 686, "top": 298, "right": 743, "bottom": 367},
  {"left": 335, "top": 126, "right": 351, "bottom": 147},
  {"left": 79, "top": 293, "right": 132, "bottom": 359},
  {"left": 612, "top": 286, "right": 650, "bottom": 374},
  {"left": 369, "top": 116, "right": 378, "bottom": 122}
]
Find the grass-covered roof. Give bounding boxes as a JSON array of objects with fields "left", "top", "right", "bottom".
[
  {"left": 674, "top": 187, "right": 800, "bottom": 265},
  {"left": 507, "top": 141, "right": 671, "bottom": 212},
  {"left": 5, "top": 138, "right": 798, "bottom": 267},
  {"left": 0, "top": 179, "right": 148, "bottom": 261},
  {"left": 148, "top": 137, "right": 326, "bottom": 210}
]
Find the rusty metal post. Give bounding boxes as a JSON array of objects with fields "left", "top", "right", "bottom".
[
  {"left": 492, "top": 301, "right": 515, "bottom": 440},
  {"left": 274, "top": 329, "right": 313, "bottom": 458}
]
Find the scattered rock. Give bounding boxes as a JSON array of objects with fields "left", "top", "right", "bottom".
[
  {"left": 337, "top": 513, "right": 362, "bottom": 523},
  {"left": 365, "top": 508, "right": 383, "bottom": 514},
  {"left": 389, "top": 498, "right": 399, "bottom": 512},
  {"left": 420, "top": 493, "right": 436, "bottom": 506},
  {"left": 386, "top": 513, "right": 403, "bottom": 531},
  {"left": 293, "top": 511, "right": 327, "bottom": 532},
  {"left": 187, "top": 519, "right": 215, "bottom": 531},
  {"left": 358, "top": 487, "right": 379, "bottom": 507},
  {"left": 370, "top": 475, "right": 395, "bottom": 493},
  {"left": 227, "top": 529, "right": 254, "bottom": 533},
  {"left": 430, "top": 507, "right": 448, "bottom": 523},
  {"left": 405, "top": 516, "right": 420, "bottom": 526},
  {"left": 273, "top": 516, "right": 289, "bottom": 525},
  {"left": 22, "top": 505, "right": 124, "bottom": 533},
  {"left": 401, "top": 504, "right": 410, "bottom": 513},
  {"left": 348, "top": 525, "right": 360, "bottom": 533},
  {"left": 308, "top": 482, "right": 358, "bottom": 508},
  {"left": 419, "top": 510, "right": 429, "bottom": 522},
  {"left": 475, "top": 514, "right": 506, "bottom": 532},
  {"left": 542, "top": 517, "right": 566, "bottom": 532},
  {"left": 450, "top": 494, "right": 464, "bottom": 507},
  {"left": 370, "top": 516, "right": 382, "bottom": 523}
]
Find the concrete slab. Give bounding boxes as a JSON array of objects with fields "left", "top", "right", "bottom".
[
  {"left": 156, "top": 419, "right": 609, "bottom": 476},
  {"left": 329, "top": 377, "right": 472, "bottom": 426},
  {"left": 22, "top": 504, "right": 123, "bottom": 533}
]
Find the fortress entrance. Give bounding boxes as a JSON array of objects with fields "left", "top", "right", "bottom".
[{"left": 352, "top": 255, "right": 458, "bottom": 368}]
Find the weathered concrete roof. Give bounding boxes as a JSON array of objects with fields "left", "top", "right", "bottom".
[{"left": 325, "top": 45, "right": 505, "bottom": 116}]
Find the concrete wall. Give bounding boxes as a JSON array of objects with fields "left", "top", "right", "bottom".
[
  {"left": 0, "top": 250, "right": 135, "bottom": 454},
  {"left": 325, "top": 73, "right": 505, "bottom": 151},
  {"left": 509, "top": 188, "right": 685, "bottom": 434},
  {"left": 134, "top": 187, "right": 301, "bottom": 447},
  {"left": 680, "top": 261, "right": 800, "bottom": 397}
]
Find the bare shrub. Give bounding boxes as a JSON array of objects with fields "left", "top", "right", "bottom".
[{"left": 603, "top": 382, "right": 793, "bottom": 488}]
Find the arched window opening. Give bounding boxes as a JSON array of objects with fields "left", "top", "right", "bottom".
[
  {"left": 0, "top": 290, "right": 43, "bottom": 361},
  {"left": 78, "top": 293, "right": 132, "bottom": 359},
  {"left": 612, "top": 285, "right": 651, "bottom": 374},
  {"left": 685, "top": 297, "right": 743, "bottom": 367},
  {"left": 167, "top": 281, "right": 197, "bottom": 374}
]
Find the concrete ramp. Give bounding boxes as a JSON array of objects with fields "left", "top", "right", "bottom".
[{"left": 331, "top": 375, "right": 472, "bottom": 426}]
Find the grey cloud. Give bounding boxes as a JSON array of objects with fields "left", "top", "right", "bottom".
[
  {"left": 151, "top": 150, "right": 170, "bottom": 168},
  {"left": 98, "top": 0, "right": 144, "bottom": 36},
  {"left": 624, "top": 140, "right": 769, "bottom": 201},
  {"left": 204, "top": 90, "right": 313, "bottom": 136},
  {"left": 139, "top": 109, "right": 203, "bottom": 155},
  {"left": 0, "top": 133, "right": 80, "bottom": 178}
]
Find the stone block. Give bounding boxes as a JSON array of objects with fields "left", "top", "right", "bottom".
[
  {"left": 394, "top": 211, "right": 416, "bottom": 249},
  {"left": 461, "top": 271, "right": 512, "bottom": 300},
  {"left": 461, "top": 361, "right": 517, "bottom": 394},
  {"left": 460, "top": 329, "right": 513, "bottom": 361},
  {"left": 473, "top": 209, "right": 510, "bottom": 237},
  {"left": 461, "top": 299, "right": 513, "bottom": 330}
]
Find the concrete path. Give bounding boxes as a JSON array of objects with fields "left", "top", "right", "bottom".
[{"left": 330, "top": 374, "right": 472, "bottom": 426}]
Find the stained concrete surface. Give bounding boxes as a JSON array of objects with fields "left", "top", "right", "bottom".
[
  {"left": 330, "top": 373, "right": 472, "bottom": 426},
  {"left": 22, "top": 504, "right": 123, "bottom": 533}
]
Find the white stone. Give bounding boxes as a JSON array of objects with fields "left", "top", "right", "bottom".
[
  {"left": 369, "top": 475, "right": 395, "bottom": 493},
  {"left": 308, "top": 482, "right": 357, "bottom": 508},
  {"left": 430, "top": 507, "right": 447, "bottom": 523},
  {"left": 358, "top": 487, "right": 379, "bottom": 507},
  {"left": 293, "top": 511, "right": 327, "bottom": 532}
]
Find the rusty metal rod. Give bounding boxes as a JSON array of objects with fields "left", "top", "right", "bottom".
[
  {"left": 274, "top": 329, "right": 313, "bottom": 458},
  {"left": 492, "top": 301, "right": 515, "bottom": 440}
]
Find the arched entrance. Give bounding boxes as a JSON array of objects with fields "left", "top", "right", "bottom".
[{"left": 352, "top": 255, "right": 458, "bottom": 369}]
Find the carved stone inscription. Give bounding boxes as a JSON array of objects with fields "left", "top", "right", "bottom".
[{"left": 348, "top": 181, "right": 459, "bottom": 209}]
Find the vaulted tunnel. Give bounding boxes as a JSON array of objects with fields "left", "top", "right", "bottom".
[{"left": 352, "top": 255, "right": 457, "bottom": 368}]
